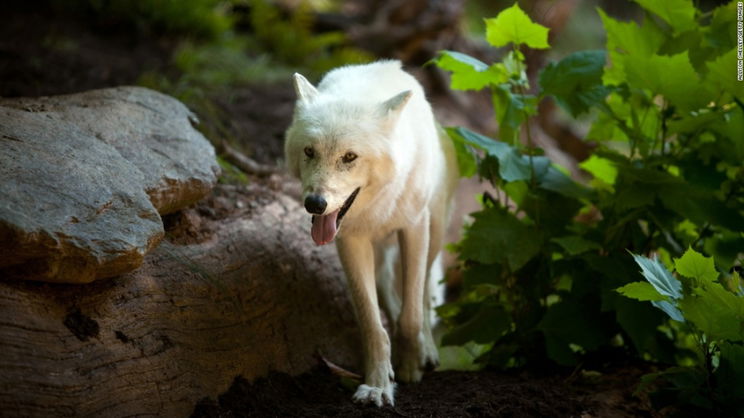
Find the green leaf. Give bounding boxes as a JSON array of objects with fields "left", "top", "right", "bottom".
[
  {"left": 657, "top": 27, "right": 717, "bottom": 76},
  {"left": 539, "top": 50, "right": 611, "bottom": 116},
  {"left": 446, "top": 126, "right": 531, "bottom": 182},
  {"left": 634, "top": 0, "right": 696, "bottom": 33},
  {"left": 659, "top": 184, "right": 744, "bottom": 232},
  {"left": 667, "top": 110, "right": 725, "bottom": 135},
  {"left": 714, "top": 107, "right": 744, "bottom": 146},
  {"left": 518, "top": 188, "right": 583, "bottom": 231},
  {"left": 598, "top": 9, "right": 665, "bottom": 85},
  {"left": 433, "top": 50, "right": 509, "bottom": 91},
  {"left": 485, "top": 3, "right": 550, "bottom": 49},
  {"left": 538, "top": 299, "right": 610, "bottom": 365},
  {"left": 599, "top": 9, "right": 664, "bottom": 57},
  {"left": 447, "top": 130, "right": 478, "bottom": 177},
  {"left": 612, "top": 186, "right": 655, "bottom": 212},
  {"left": 631, "top": 253, "right": 683, "bottom": 299},
  {"left": 715, "top": 342, "right": 744, "bottom": 400},
  {"left": 579, "top": 155, "right": 618, "bottom": 185},
  {"left": 531, "top": 157, "right": 592, "bottom": 200},
  {"left": 680, "top": 283, "right": 744, "bottom": 341},
  {"left": 441, "top": 303, "right": 511, "bottom": 346},
  {"left": 552, "top": 236, "right": 601, "bottom": 256},
  {"left": 624, "top": 52, "right": 711, "bottom": 111},
  {"left": 658, "top": 29, "right": 702, "bottom": 57},
  {"left": 615, "top": 297, "right": 671, "bottom": 360},
  {"left": 586, "top": 104, "right": 630, "bottom": 143},
  {"left": 707, "top": 2, "right": 739, "bottom": 50},
  {"left": 543, "top": 334, "right": 579, "bottom": 366},
  {"left": 652, "top": 300, "right": 685, "bottom": 322},
  {"left": 460, "top": 207, "right": 542, "bottom": 271},
  {"left": 492, "top": 86, "right": 538, "bottom": 143},
  {"left": 610, "top": 159, "right": 739, "bottom": 228},
  {"left": 706, "top": 49, "right": 744, "bottom": 101},
  {"left": 709, "top": 233, "right": 744, "bottom": 274},
  {"left": 673, "top": 247, "right": 719, "bottom": 283},
  {"left": 616, "top": 281, "right": 667, "bottom": 302},
  {"left": 462, "top": 263, "right": 502, "bottom": 288}
]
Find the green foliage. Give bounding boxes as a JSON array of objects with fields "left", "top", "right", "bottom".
[
  {"left": 615, "top": 281, "right": 666, "bottom": 302},
  {"left": 140, "top": 0, "right": 370, "bottom": 97},
  {"left": 434, "top": 1, "right": 743, "bottom": 414},
  {"left": 633, "top": 0, "right": 696, "bottom": 33},
  {"left": 484, "top": 3, "right": 550, "bottom": 49},
  {"left": 539, "top": 50, "right": 610, "bottom": 116},
  {"left": 245, "top": 0, "right": 371, "bottom": 77},
  {"left": 622, "top": 249, "right": 744, "bottom": 414},
  {"left": 57, "top": 0, "right": 232, "bottom": 39},
  {"left": 578, "top": 155, "right": 617, "bottom": 186},
  {"left": 674, "top": 248, "right": 719, "bottom": 284},
  {"left": 433, "top": 51, "right": 507, "bottom": 91},
  {"left": 459, "top": 207, "right": 542, "bottom": 271}
]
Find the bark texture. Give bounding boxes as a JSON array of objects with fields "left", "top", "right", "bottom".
[{"left": 0, "top": 184, "right": 361, "bottom": 417}]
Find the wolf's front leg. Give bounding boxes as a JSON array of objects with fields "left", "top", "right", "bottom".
[
  {"left": 396, "top": 210, "right": 430, "bottom": 383},
  {"left": 337, "top": 236, "right": 396, "bottom": 407}
]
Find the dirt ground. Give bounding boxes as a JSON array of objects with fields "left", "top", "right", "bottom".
[
  {"left": 191, "top": 364, "right": 655, "bottom": 418},
  {"left": 1, "top": 4, "right": 658, "bottom": 417}
]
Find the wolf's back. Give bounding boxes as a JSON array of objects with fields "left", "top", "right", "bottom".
[{"left": 317, "top": 60, "right": 426, "bottom": 105}]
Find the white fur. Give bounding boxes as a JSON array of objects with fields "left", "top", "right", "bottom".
[{"left": 285, "top": 61, "right": 458, "bottom": 407}]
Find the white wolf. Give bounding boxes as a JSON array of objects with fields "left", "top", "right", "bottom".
[{"left": 284, "top": 60, "right": 458, "bottom": 407}]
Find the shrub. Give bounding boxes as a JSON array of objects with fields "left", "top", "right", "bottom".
[{"left": 433, "top": 0, "right": 743, "bottom": 412}]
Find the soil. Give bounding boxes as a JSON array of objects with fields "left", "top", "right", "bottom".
[
  {"left": 191, "top": 364, "right": 655, "bottom": 418},
  {"left": 1, "top": 4, "right": 657, "bottom": 417}
]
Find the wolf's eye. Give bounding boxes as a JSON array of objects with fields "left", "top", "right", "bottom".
[
  {"left": 304, "top": 147, "right": 315, "bottom": 158},
  {"left": 342, "top": 152, "right": 357, "bottom": 163}
]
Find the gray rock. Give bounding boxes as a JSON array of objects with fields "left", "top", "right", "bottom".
[
  {"left": 1, "top": 87, "right": 219, "bottom": 214},
  {"left": 0, "top": 87, "right": 220, "bottom": 283}
]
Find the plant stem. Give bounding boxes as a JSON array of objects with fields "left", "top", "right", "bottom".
[
  {"left": 511, "top": 44, "right": 536, "bottom": 189},
  {"left": 660, "top": 98, "right": 668, "bottom": 158}
]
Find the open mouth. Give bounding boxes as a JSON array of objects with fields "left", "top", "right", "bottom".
[
  {"left": 337, "top": 187, "right": 360, "bottom": 225},
  {"left": 310, "top": 187, "right": 360, "bottom": 246}
]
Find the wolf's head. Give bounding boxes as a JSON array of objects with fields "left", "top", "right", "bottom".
[{"left": 285, "top": 72, "right": 411, "bottom": 246}]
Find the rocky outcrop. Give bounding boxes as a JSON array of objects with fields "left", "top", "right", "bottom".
[
  {"left": 0, "top": 87, "right": 220, "bottom": 283},
  {"left": 0, "top": 184, "right": 361, "bottom": 417}
]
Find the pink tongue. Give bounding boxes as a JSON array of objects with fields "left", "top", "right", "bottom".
[{"left": 311, "top": 209, "right": 339, "bottom": 245}]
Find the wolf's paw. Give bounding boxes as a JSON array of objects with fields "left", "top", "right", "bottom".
[
  {"left": 353, "top": 383, "right": 396, "bottom": 407},
  {"left": 396, "top": 330, "right": 439, "bottom": 382},
  {"left": 397, "top": 358, "right": 424, "bottom": 383},
  {"left": 396, "top": 337, "right": 424, "bottom": 383}
]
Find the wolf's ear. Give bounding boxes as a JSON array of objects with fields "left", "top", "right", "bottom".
[
  {"left": 378, "top": 90, "right": 412, "bottom": 132},
  {"left": 379, "top": 90, "right": 412, "bottom": 117},
  {"left": 293, "top": 73, "right": 319, "bottom": 105}
]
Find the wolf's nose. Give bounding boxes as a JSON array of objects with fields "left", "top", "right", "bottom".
[{"left": 304, "top": 194, "right": 327, "bottom": 214}]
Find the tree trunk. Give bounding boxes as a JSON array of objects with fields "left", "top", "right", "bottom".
[{"left": 0, "top": 183, "right": 361, "bottom": 417}]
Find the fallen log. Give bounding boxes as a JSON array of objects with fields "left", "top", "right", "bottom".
[{"left": 0, "top": 184, "right": 361, "bottom": 417}]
